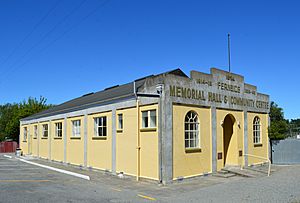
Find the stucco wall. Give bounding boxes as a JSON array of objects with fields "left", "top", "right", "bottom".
[
  {"left": 173, "top": 104, "right": 212, "bottom": 179},
  {"left": 116, "top": 107, "right": 137, "bottom": 176},
  {"left": 139, "top": 104, "right": 159, "bottom": 180},
  {"left": 66, "top": 116, "right": 84, "bottom": 166},
  {"left": 87, "top": 112, "right": 112, "bottom": 170},
  {"left": 247, "top": 112, "right": 269, "bottom": 165},
  {"left": 51, "top": 119, "right": 64, "bottom": 162}
]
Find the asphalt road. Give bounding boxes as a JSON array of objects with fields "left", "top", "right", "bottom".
[{"left": 0, "top": 154, "right": 300, "bottom": 203}]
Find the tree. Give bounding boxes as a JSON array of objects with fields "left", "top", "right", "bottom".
[
  {"left": 287, "top": 119, "right": 300, "bottom": 137},
  {"left": 0, "top": 96, "right": 53, "bottom": 142},
  {"left": 268, "top": 101, "right": 288, "bottom": 140}
]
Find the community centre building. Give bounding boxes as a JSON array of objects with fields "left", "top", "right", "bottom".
[{"left": 20, "top": 68, "right": 270, "bottom": 184}]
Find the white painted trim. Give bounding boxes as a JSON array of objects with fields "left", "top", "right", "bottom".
[
  {"left": 3, "top": 155, "right": 12, "bottom": 159},
  {"left": 18, "top": 158, "right": 90, "bottom": 180}
]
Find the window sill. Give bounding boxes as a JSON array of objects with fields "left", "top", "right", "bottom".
[
  {"left": 92, "top": 136, "right": 107, "bottom": 140},
  {"left": 254, "top": 143, "right": 263, "bottom": 147},
  {"left": 116, "top": 129, "right": 123, "bottom": 133},
  {"left": 41, "top": 137, "right": 48, "bottom": 139},
  {"left": 54, "top": 137, "right": 62, "bottom": 140},
  {"left": 185, "top": 148, "right": 201, "bottom": 153},
  {"left": 70, "top": 137, "right": 81, "bottom": 140},
  {"left": 140, "top": 127, "right": 157, "bottom": 132}
]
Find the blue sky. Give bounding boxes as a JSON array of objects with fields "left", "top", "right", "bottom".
[{"left": 0, "top": 0, "right": 299, "bottom": 119}]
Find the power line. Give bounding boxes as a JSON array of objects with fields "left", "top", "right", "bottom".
[
  {"left": 0, "top": 0, "right": 61, "bottom": 68},
  {"left": 0, "top": 0, "right": 88, "bottom": 79},
  {"left": 0, "top": 0, "right": 110, "bottom": 87}
]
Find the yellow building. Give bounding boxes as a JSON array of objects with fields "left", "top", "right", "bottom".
[{"left": 20, "top": 68, "right": 270, "bottom": 184}]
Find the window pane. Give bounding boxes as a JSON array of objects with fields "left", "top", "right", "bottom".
[
  {"left": 190, "top": 132, "right": 195, "bottom": 140},
  {"left": 103, "top": 117, "right": 106, "bottom": 126},
  {"left": 185, "top": 132, "right": 189, "bottom": 140},
  {"left": 118, "top": 114, "right": 123, "bottom": 129},
  {"left": 98, "top": 127, "right": 102, "bottom": 136},
  {"left": 185, "top": 140, "right": 189, "bottom": 148},
  {"left": 99, "top": 118, "right": 102, "bottom": 126},
  {"left": 94, "top": 118, "right": 98, "bottom": 136},
  {"left": 34, "top": 126, "right": 37, "bottom": 137},
  {"left": 103, "top": 127, "right": 107, "bottom": 137},
  {"left": 142, "top": 111, "right": 148, "bottom": 128},
  {"left": 150, "top": 110, "right": 156, "bottom": 127},
  {"left": 190, "top": 123, "right": 194, "bottom": 131},
  {"left": 190, "top": 140, "right": 195, "bottom": 148},
  {"left": 185, "top": 124, "right": 189, "bottom": 131}
]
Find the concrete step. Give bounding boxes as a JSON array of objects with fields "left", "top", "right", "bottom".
[
  {"left": 222, "top": 166, "right": 265, "bottom": 178},
  {"left": 244, "top": 166, "right": 268, "bottom": 174},
  {"left": 213, "top": 171, "right": 236, "bottom": 178},
  {"left": 244, "top": 163, "right": 275, "bottom": 175}
]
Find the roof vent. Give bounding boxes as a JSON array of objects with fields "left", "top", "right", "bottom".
[
  {"left": 104, "top": 85, "right": 119, "bottom": 90},
  {"left": 82, "top": 92, "right": 94, "bottom": 97}
]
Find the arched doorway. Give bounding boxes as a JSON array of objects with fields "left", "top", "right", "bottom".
[{"left": 223, "top": 114, "right": 236, "bottom": 166}]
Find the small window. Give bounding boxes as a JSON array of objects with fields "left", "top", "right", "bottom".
[
  {"left": 33, "top": 125, "right": 38, "bottom": 138},
  {"left": 142, "top": 110, "right": 156, "bottom": 128},
  {"left": 118, "top": 114, "right": 123, "bottom": 130},
  {"left": 184, "top": 111, "right": 200, "bottom": 149},
  {"left": 72, "top": 120, "right": 81, "bottom": 137},
  {"left": 253, "top": 116, "right": 261, "bottom": 144},
  {"left": 42, "top": 124, "right": 48, "bottom": 137},
  {"left": 55, "top": 122, "right": 63, "bottom": 137},
  {"left": 23, "top": 127, "right": 28, "bottom": 141},
  {"left": 94, "top": 117, "right": 107, "bottom": 137}
]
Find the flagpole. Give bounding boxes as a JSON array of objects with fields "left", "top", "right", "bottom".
[{"left": 228, "top": 33, "right": 231, "bottom": 72}]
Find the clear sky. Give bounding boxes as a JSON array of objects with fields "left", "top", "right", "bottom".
[{"left": 0, "top": 0, "right": 299, "bottom": 119}]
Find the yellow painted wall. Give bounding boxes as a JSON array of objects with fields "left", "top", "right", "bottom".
[
  {"left": 39, "top": 121, "right": 49, "bottom": 159},
  {"left": 247, "top": 112, "right": 269, "bottom": 165},
  {"left": 66, "top": 116, "right": 84, "bottom": 165},
  {"left": 31, "top": 123, "right": 39, "bottom": 156},
  {"left": 87, "top": 112, "right": 112, "bottom": 170},
  {"left": 216, "top": 109, "right": 244, "bottom": 171},
  {"left": 173, "top": 105, "right": 212, "bottom": 179},
  {"left": 51, "top": 120, "right": 64, "bottom": 162},
  {"left": 139, "top": 104, "right": 159, "bottom": 180},
  {"left": 116, "top": 108, "right": 137, "bottom": 176},
  {"left": 20, "top": 125, "right": 28, "bottom": 154}
]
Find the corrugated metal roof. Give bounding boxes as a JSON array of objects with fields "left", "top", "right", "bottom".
[{"left": 21, "top": 68, "right": 187, "bottom": 121}]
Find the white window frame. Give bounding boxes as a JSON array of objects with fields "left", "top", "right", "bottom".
[
  {"left": 142, "top": 110, "right": 156, "bottom": 128},
  {"left": 184, "top": 111, "right": 200, "bottom": 149},
  {"left": 253, "top": 116, "right": 261, "bottom": 144},
  {"left": 94, "top": 116, "right": 107, "bottom": 137},
  {"left": 72, "top": 120, "right": 81, "bottom": 137},
  {"left": 42, "top": 124, "right": 48, "bottom": 138},
  {"left": 55, "top": 122, "right": 63, "bottom": 137},
  {"left": 23, "top": 127, "right": 28, "bottom": 141},
  {"left": 117, "top": 114, "right": 123, "bottom": 130},
  {"left": 33, "top": 125, "right": 38, "bottom": 138}
]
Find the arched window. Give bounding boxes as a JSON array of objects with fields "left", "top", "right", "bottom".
[
  {"left": 185, "top": 111, "right": 200, "bottom": 149},
  {"left": 253, "top": 116, "right": 261, "bottom": 144}
]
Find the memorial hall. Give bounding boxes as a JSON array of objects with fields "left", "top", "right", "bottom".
[{"left": 20, "top": 67, "right": 270, "bottom": 184}]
